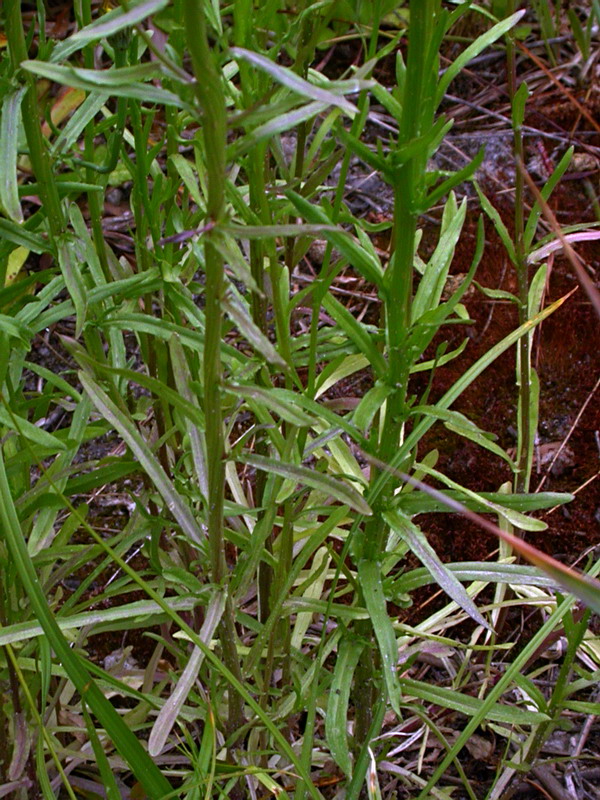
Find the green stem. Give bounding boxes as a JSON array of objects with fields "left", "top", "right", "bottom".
[
  {"left": 246, "top": 144, "right": 274, "bottom": 623},
  {"left": 353, "top": 0, "right": 440, "bottom": 750},
  {"left": 183, "top": 0, "right": 244, "bottom": 734},
  {"left": 522, "top": 607, "right": 591, "bottom": 772},
  {"left": 361, "top": 0, "right": 438, "bottom": 563},
  {"left": 507, "top": 3, "right": 532, "bottom": 495}
]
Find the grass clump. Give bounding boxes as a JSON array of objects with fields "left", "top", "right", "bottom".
[{"left": 0, "top": 1, "right": 599, "bottom": 798}]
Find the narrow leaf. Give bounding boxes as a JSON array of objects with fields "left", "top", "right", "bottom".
[
  {"left": 327, "top": 635, "right": 365, "bottom": 776},
  {"left": 230, "top": 48, "right": 358, "bottom": 116},
  {"left": 22, "top": 61, "right": 185, "bottom": 108},
  {"left": 239, "top": 453, "right": 372, "bottom": 516},
  {"left": 225, "top": 384, "right": 313, "bottom": 427},
  {"left": 69, "top": 0, "right": 169, "bottom": 45},
  {"left": 0, "top": 407, "right": 66, "bottom": 452},
  {"left": 148, "top": 589, "right": 225, "bottom": 756},
  {"left": 0, "top": 220, "right": 49, "bottom": 254},
  {"left": 57, "top": 236, "right": 87, "bottom": 338},
  {"left": 222, "top": 289, "right": 287, "bottom": 368},
  {"left": 414, "top": 462, "right": 547, "bottom": 531},
  {"left": 79, "top": 372, "right": 206, "bottom": 547},
  {"left": 0, "top": 88, "right": 26, "bottom": 223},
  {"left": 358, "top": 559, "right": 401, "bottom": 714},
  {"left": 286, "top": 190, "right": 385, "bottom": 290},
  {"left": 384, "top": 510, "right": 491, "bottom": 630},
  {"left": 436, "top": 11, "right": 525, "bottom": 103},
  {"left": 475, "top": 183, "right": 517, "bottom": 264},
  {"left": 0, "top": 452, "right": 173, "bottom": 799},
  {"left": 322, "top": 293, "right": 387, "bottom": 379},
  {"left": 400, "top": 677, "right": 548, "bottom": 724}
]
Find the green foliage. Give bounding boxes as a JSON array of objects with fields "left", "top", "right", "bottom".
[{"left": 0, "top": 0, "right": 596, "bottom": 798}]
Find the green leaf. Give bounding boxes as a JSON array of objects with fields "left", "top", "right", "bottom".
[
  {"left": 390, "top": 561, "right": 559, "bottom": 596},
  {"left": 322, "top": 293, "right": 387, "bottom": 379},
  {"left": 52, "top": 92, "right": 110, "bottom": 155},
  {"left": 352, "top": 382, "right": 393, "bottom": 434},
  {"left": 0, "top": 314, "right": 34, "bottom": 346},
  {"left": 79, "top": 372, "right": 206, "bottom": 547},
  {"left": 230, "top": 100, "right": 331, "bottom": 157},
  {"left": 64, "top": 347, "right": 206, "bottom": 429},
  {"left": 212, "top": 236, "right": 260, "bottom": 293},
  {"left": 169, "top": 335, "right": 208, "bottom": 498},
  {"left": 97, "top": 313, "right": 243, "bottom": 364},
  {"left": 410, "top": 338, "right": 468, "bottom": 373},
  {"left": 400, "top": 676, "right": 548, "bottom": 724},
  {"left": 335, "top": 126, "right": 391, "bottom": 178},
  {"left": 394, "top": 489, "right": 572, "bottom": 517},
  {"left": 412, "top": 194, "right": 466, "bottom": 321},
  {"left": 413, "top": 462, "right": 547, "bottom": 531},
  {"left": 222, "top": 288, "right": 287, "bottom": 368},
  {"left": 436, "top": 11, "right": 525, "bottom": 104},
  {"left": 524, "top": 147, "right": 574, "bottom": 251},
  {"left": 56, "top": 235, "right": 88, "bottom": 338},
  {"left": 225, "top": 384, "right": 313, "bottom": 427},
  {"left": 22, "top": 61, "right": 185, "bottom": 108},
  {"left": 82, "top": 704, "right": 123, "bottom": 800},
  {"left": 511, "top": 81, "right": 529, "bottom": 130},
  {"left": 413, "top": 405, "right": 515, "bottom": 469},
  {"left": 315, "top": 354, "right": 370, "bottom": 398},
  {"left": 239, "top": 453, "right": 372, "bottom": 516},
  {"left": 506, "top": 540, "right": 600, "bottom": 617},
  {"left": 0, "top": 219, "right": 50, "bottom": 254},
  {"left": 528, "top": 264, "right": 547, "bottom": 319},
  {"left": 475, "top": 183, "right": 517, "bottom": 264},
  {"left": 63, "top": 0, "right": 169, "bottom": 51},
  {"left": 63, "top": 461, "right": 138, "bottom": 495},
  {"left": 473, "top": 282, "right": 518, "bottom": 303},
  {"left": 0, "top": 452, "right": 173, "bottom": 799},
  {"left": 327, "top": 635, "right": 365, "bottom": 777},
  {"left": 0, "top": 88, "right": 26, "bottom": 224},
  {"left": 424, "top": 147, "right": 484, "bottom": 210},
  {"left": 358, "top": 559, "right": 401, "bottom": 715},
  {"left": 0, "top": 596, "right": 204, "bottom": 648},
  {"left": 0, "top": 407, "right": 66, "bottom": 452},
  {"left": 285, "top": 190, "right": 385, "bottom": 290},
  {"left": 230, "top": 48, "right": 358, "bottom": 117},
  {"left": 370, "top": 80, "right": 403, "bottom": 120},
  {"left": 384, "top": 510, "right": 491, "bottom": 629}
]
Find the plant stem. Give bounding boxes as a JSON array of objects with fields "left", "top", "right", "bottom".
[
  {"left": 354, "top": 0, "right": 440, "bottom": 748},
  {"left": 520, "top": 607, "right": 591, "bottom": 780},
  {"left": 183, "top": 0, "right": 244, "bottom": 734},
  {"left": 506, "top": 2, "right": 533, "bottom": 495},
  {"left": 362, "top": 0, "right": 438, "bottom": 562}
]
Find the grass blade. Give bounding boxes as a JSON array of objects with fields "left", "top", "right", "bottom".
[
  {"left": 230, "top": 48, "right": 358, "bottom": 116},
  {"left": 0, "top": 88, "right": 26, "bottom": 224},
  {"left": 0, "top": 451, "right": 173, "bottom": 799},
  {"left": 148, "top": 589, "right": 226, "bottom": 756},
  {"left": 358, "top": 559, "right": 401, "bottom": 715},
  {"left": 79, "top": 372, "right": 206, "bottom": 547},
  {"left": 384, "top": 510, "right": 490, "bottom": 630},
  {"left": 326, "top": 634, "right": 364, "bottom": 776},
  {"left": 240, "top": 453, "right": 372, "bottom": 516}
]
